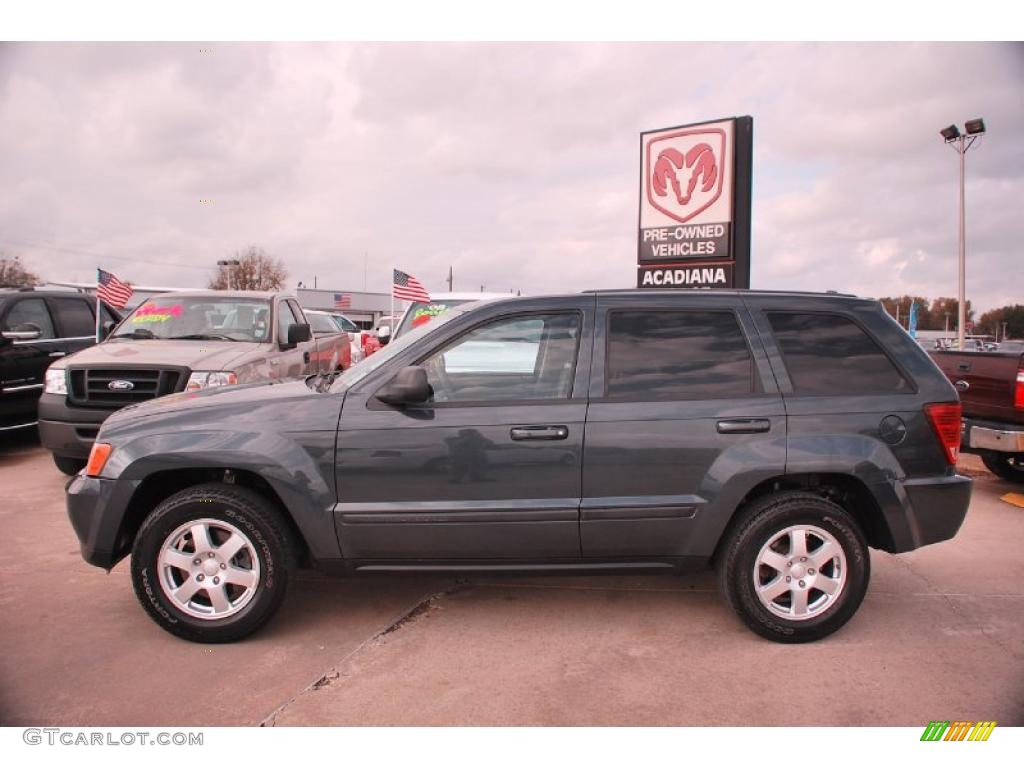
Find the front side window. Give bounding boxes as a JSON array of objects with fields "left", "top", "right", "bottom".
[
  {"left": 766, "top": 312, "right": 910, "bottom": 395},
  {"left": 606, "top": 310, "right": 757, "bottom": 400},
  {"left": 419, "top": 313, "right": 580, "bottom": 403},
  {"left": 115, "top": 297, "right": 272, "bottom": 342},
  {"left": 276, "top": 301, "right": 298, "bottom": 343},
  {"left": 3, "top": 298, "right": 56, "bottom": 339}
]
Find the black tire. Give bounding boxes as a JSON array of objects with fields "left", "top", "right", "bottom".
[
  {"left": 53, "top": 454, "right": 86, "bottom": 476},
  {"left": 130, "top": 483, "right": 296, "bottom": 643},
  {"left": 717, "top": 491, "right": 870, "bottom": 643},
  {"left": 981, "top": 453, "right": 1024, "bottom": 483}
]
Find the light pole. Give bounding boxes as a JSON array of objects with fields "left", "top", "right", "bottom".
[
  {"left": 940, "top": 118, "right": 985, "bottom": 351},
  {"left": 217, "top": 259, "right": 241, "bottom": 290}
]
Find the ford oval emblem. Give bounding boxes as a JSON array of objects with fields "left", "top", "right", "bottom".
[{"left": 108, "top": 379, "right": 134, "bottom": 391}]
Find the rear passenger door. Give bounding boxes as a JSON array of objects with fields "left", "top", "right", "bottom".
[
  {"left": 47, "top": 296, "right": 100, "bottom": 356},
  {"left": 581, "top": 294, "right": 786, "bottom": 560}
]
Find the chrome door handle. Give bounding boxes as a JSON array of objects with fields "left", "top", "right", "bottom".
[
  {"left": 716, "top": 419, "right": 771, "bottom": 434},
  {"left": 510, "top": 425, "right": 569, "bottom": 441},
  {"left": 48, "top": 351, "right": 66, "bottom": 358}
]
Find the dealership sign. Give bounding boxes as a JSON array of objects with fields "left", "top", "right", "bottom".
[{"left": 638, "top": 116, "right": 753, "bottom": 289}]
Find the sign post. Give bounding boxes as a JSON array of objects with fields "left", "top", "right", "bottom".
[{"left": 637, "top": 116, "right": 753, "bottom": 289}]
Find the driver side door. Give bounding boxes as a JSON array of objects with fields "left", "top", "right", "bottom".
[{"left": 334, "top": 297, "right": 595, "bottom": 562}]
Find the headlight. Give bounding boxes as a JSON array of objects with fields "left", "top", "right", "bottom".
[
  {"left": 44, "top": 367, "right": 68, "bottom": 395},
  {"left": 184, "top": 371, "right": 238, "bottom": 392}
]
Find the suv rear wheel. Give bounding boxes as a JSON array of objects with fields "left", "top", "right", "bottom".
[
  {"left": 718, "top": 491, "right": 870, "bottom": 643},
  {"left": 981, "top": 452, "right": 1024, "bottom": 484},
  {"left": 130, "top": 483, "right": 295, "bottom": 643}
]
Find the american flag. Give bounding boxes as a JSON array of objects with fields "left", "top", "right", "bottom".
[
  {"left": 97, "top": 268, "right": 134, "bottom": 309},
  {"left": 333, "top": 293, "right": 352, "bottom": 309},
  {"left": 392, "top": 269, "right": 430, "bottom": 303}
]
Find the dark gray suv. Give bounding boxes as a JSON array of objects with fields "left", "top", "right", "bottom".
[{"left": 65, "top": 290, "right": 971, "bottom": 644}]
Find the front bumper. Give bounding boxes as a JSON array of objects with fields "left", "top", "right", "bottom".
[
  {"left": 962, "top": 417, "right": 1024, "bottom": 454},
  {"left": 38, "top": 393, "right": 113, "bottom": 458},
  {"left": 66, "top": 473, "right": 125, "bottom": 569},
  {"left": 898, "top": 473, "right": 973, "bottom": 550}
]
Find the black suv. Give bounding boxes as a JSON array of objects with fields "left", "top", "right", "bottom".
[
  {"left": 0, "top": 289, "right": 120, "bottom": 451},
  {"left": 66, "top": 290, "right": 971, "bottom": 643}
]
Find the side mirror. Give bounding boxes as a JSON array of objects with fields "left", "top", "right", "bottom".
[
  {"left": 376, "top": 365, "right": 431, "bottom": 406},
  {"left": 1, "top": 323, "right": 42, "bottom": 342},
  {"left": 377, "top": 325, "right": 391, "bottom": 345},
  {"left": 283, "top": 323, "right": 312, "bottom": 350},
  {"left": 100, "top": 320, "right": 117, "bottom": 340}
]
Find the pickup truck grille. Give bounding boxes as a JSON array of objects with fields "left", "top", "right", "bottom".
[{"left": 68, "top": 368, "right": 185, "bottom": 407}]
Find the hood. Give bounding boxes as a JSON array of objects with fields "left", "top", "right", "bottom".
[
  {"left": 104, "top": 377, "right": 317, "bottom": 428},
  {"left": 63, "top": 339, "right": 264, "bottom": 371}
]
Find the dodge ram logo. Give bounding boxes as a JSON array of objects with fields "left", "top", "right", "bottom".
[
  {"left": 108, "top": 379, "right": 134, "bottom": 391},
  {"left": 646, "top": 127, "right": 726, "bottom": 224}
]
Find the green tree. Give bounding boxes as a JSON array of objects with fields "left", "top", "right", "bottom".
[
  {"left": 878, "top": 296, "right": 934, "bottom": 329},
  {"left": 929, "top": 297, "right": 974, "bottom": 332},
  {"left": 0, "top": 254, "right": 41, "bottom": 288},
  {"left": 976, "top": 305, "right": 1024, "bottom": 340},
  {"left": 208, "top": 246, "right": 287, "bottom": 291}
]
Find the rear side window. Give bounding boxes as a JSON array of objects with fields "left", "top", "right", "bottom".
[
  {"left": 50, "top": 297, "right": 96, "bottom": 337},
  {"left": 767, "top": 312, "right": 910, "bottom": 395},
  {"left": 606, "top": 310, "right": 758, "bottom": 400}
]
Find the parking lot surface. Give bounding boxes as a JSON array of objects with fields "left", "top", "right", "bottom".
[{"left": 1, "top": 430, "right": 1022, "bottom": 726}]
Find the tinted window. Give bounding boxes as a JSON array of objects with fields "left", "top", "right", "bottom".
[
  {"left": 606, "top": 311, "right": 757, "bottom": 399},
  {"left": 767, "top": 312, "right": 910, "bottom": 395},
  {"left": 420, "top": 313, "right": 579, "bottom": 403},
  {"left": 3, "top": 298, "right": 56, "bottom": 339},
  {"left": 51, "top": 297, "right": 95, "bottom": 337}
]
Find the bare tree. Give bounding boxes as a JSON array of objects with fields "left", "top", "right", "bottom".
[
  {"left": 208, "top": 246, "right": 287, "bottom": 291},
  {"left": 0, "top": 254, "right": 41, "bottom": 288}
]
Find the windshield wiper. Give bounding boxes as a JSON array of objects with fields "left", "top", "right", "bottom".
[
  {"left": 112, "top": 328, "right": 158, "bottom": 340},
  {"left": 168, "top": 333, "right": 237, "bottom": 341}
]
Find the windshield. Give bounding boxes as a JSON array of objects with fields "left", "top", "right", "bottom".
[
  {"left": 394, "top": 299, "right": 474, "bottom": 337},
  {"left": 307, "top": 312, "right": 338, "bottom": 335},
  {"left": 114, "top": 296, "right": 272, "bottom": 341},
  {"left": 332, "top": 314, "right": 359, "bottom": 333},
  {"left": 332, "top": 305, "right": 467, "bottom": 390}
]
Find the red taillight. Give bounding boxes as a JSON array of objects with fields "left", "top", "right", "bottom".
[
  {"left": 924, "top": 402, "right": 962, "bottom": 465},
  {"left": 1014, "top": 367, "right": 1024, "bottom": 410}
]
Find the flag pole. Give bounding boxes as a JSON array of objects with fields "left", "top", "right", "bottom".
[
  {"left": 389, "top": 268, "right": 394, "bottom": 335},
  {"left": 95, "top": 268, "right": 102, "bottom": 343}
]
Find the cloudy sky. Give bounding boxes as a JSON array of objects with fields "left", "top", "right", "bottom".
[{"left": 0, "top": 42, "right": 1021, "bottom": 311}]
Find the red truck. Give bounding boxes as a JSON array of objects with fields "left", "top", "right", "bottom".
[{"left": 929, "top": 347, "right": 1024, "bottom": 482}]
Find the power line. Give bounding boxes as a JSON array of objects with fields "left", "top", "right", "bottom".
[{"left": 0, "top": 236, "right": 212, "bottom": 272}]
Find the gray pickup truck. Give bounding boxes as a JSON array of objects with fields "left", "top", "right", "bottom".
[
  {"left": 40, "top": 290, "right": 317, "bottom": 474},
  {"left": 65, "top": 289, "right": 971, "bottom": 644}
]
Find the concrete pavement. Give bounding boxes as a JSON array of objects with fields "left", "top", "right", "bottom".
[{"left": 1, "top": 430, "right": 1021, "bottom": 726}]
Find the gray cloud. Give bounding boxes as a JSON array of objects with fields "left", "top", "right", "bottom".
[{"left": 0, "top": 42, "right": 1020, "bottom": 310}]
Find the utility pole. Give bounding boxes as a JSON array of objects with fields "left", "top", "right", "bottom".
[{"left": 446, "top": 265, "right": 453, "bottom": 292}]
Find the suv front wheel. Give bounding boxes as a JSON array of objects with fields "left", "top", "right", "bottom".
[
  {"left": 130, "top": 483, "right": 296, "bottom": 643},
  {"left": 718, "top": 491, "right": 870, "bottom": 643}
]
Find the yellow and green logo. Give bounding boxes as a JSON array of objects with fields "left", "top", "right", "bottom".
[{"left": 921, "top": 721, "right": 996, "bottom": 741}]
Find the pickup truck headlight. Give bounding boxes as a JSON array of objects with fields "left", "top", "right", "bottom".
[
  {"left": 44, "top": 367, "right": 68, "bottom": 395},
  {"left": 185, "top": 371, "right": 238, "bottom": 392}
]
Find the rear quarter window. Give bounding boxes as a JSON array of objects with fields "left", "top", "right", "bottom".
[{"left": 767, "top": 311, "right": 911, "bottom": 395}]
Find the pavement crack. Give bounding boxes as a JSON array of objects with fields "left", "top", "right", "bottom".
[
  {"left": 890, "top": 555, "right": 1023, "bottom": 661},
  {"left": 258, "top": 578, "right": 464, "bottom": 726}
]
